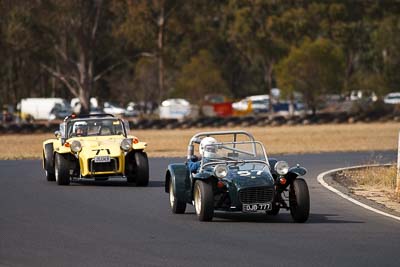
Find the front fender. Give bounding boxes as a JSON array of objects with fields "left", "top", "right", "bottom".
[
  {"left": 132, "top": 141, "right": 147, "bottom": 150},
  {"left": 165, "top": 163, "right": 190, "bottom": 202},
  {"left": 288, "top": 166, "right": 307, "bottom": 177}
]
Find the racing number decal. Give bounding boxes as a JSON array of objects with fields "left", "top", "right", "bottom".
[{"left": 92, "top": 149, "right": 111, "bottom": 155}]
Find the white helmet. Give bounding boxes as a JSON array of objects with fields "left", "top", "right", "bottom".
[{"left": 199, "top": 137, "right": 218, "bottom": 158}]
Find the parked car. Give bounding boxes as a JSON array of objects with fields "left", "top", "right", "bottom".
[
  {"left": 125, "top": 102, "right": 140, "bottom": 117},
  {"left": 232, "top": 95, "right": 270, "bottom": 114},
  {"left": 383, "top": 92, "right": 400, "bottom": 104},
  {"left": 165, "top": 130, "right": 310, "bottom": 222},
  {"left": 71, "top": 97, "right": 99, "bottom": 114},
  {"left": 349, "top": 90, "right": 378, "bottom": 102},
  {"left": 103, "top": 102, "right": 126, "bottom": 115},
  {"left": 159, "top": 98, "right": 192, "bottom": 119},
  {"left": 42, "top": 113, "right": 149, "bottom": 186}
]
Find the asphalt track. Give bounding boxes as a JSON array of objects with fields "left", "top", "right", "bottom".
[{"left": 1, "top": 151, "right": 400, "bottom": 267}]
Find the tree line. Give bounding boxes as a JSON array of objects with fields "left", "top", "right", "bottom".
[{"left": 1, "top": 0, "right": 399, "bottom": 113}]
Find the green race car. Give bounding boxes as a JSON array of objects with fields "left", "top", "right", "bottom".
[{"left": 165, "top": 130, "right": 310, "bottom": 222}]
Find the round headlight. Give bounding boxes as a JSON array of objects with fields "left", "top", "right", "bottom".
[
  {"left": 275, "top": 161, "right": 289, "bottom": 175},
  {"left": 214, "top": 165, "right": 228, "bottom": 178},
  {"left": 120, "top": 138, "right": 132, "bottom": 151},
  {"left": 70, "top": 140, "right": 82, "bottom": 153}
]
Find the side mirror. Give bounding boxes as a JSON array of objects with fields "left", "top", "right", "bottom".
[{"left": 54, "top": 131, "right": 61, "bottom": 138}]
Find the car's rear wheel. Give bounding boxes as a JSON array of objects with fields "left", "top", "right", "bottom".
[
  {"left": 134, "top": 152, "right": 149, "bottom": 186},
  {"left": 169, "top": 179, "right": 186, "bottom": 214},
  {"left": 289, "top": 178, "right": 310, "bottom": 223},
  {"left": 55, "top": 153, "right": 70, "bottom": 186},
  {"left": 193, "top": 180, "right": 214, "bottom": 221}
]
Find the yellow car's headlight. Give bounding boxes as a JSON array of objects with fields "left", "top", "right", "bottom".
[
  {"left": 70, "top": 140, "right": 82, "bottom": 153},
  {"left": 120, "top": 138, "right": 132, "bottom": 151}
]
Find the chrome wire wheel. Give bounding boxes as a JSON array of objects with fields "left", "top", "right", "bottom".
[
  {"left": 194, "top": 183, "right": 202, "bottom": 216},
  {"left": 55, "top": 164, "right": 59, "bottom": 182},
  {"left": 169, "top": 181, "right": 175, "bottom": 208},
  {"left": 168, "top": 178, "right": 186, "bottom": 214}
]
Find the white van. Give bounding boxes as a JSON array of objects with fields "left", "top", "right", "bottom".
[{"left": 18, "top": 98, "right": 71, "bottom": 120}]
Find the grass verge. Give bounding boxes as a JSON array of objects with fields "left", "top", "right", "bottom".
[
  {"left": 0, "top": 122, "right": 398, "bottom": 159},
  {"left": 337, "top": 165, "right": 400, "bottom": 212}
]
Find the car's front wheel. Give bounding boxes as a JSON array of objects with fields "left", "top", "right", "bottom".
[
  {"left": 55, "top": 153, "right": 70, "bottom": 186},
  {"left": 43, "top": 145, "right": 55, "bottom": 181},
  {"left": 169, "top": 179, "right": 186, "bottom": 214},
  {"left": 134, "top": 152, "right": 149, "bottom": 186},
  {"left": 193, "top": 180, "right": 214, "bottom": 221},
  {"left": 267, "top": 202, "right": 280, "bottom": 216},
  {"left": 289, "top": 178, "right": 310, "bottom": 223}
]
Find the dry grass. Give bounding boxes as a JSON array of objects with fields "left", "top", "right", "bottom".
[
  {"left": 339, "top": 165, "right": 400, "bottom": 212},
  {"left": 341, "top": 165, "right": 397, "bottom": 189},
  {"left": 0, "top": 122, "right": 399, "bottom": 159}
]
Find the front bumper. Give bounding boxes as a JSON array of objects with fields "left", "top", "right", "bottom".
[{"left": 79, "top": 154, "right": 125, "bottom": 177}]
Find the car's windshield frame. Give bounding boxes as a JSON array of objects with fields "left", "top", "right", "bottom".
[
  {"left": 65, "top": 118, "right": 128, "bottom": 138},
  {"left": 199, "top": 141, "right": 269, "bottom": 172}
]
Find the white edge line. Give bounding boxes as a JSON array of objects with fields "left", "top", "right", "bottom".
[{"left": 317, "top": 163, "right": 400, "bottom": 222}]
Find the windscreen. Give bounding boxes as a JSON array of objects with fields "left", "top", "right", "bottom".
[
  {"left": 202, "top": 142, "right": 269, "bottom": 171},
  {"left": 67, "top": 119, "right": 125, "bottom": 137},
  {"left": 205, "top": 142, "right": 266, "bottom": 160}
]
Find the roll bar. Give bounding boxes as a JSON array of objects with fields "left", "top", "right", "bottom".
[{"left": 64, "top": 113, "right": 115, "bottom": 122}]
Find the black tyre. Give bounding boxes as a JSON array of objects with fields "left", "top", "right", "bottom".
[
  {"left": 267, "top": 202, "right": 280, "bottom": 216},
  {"left": 193, "top": 180, "right": 214, "bottom": 221},
  {"left": 43, "top": 144, "right": 55, "bottom": 181},
  {"left": 289, "top": 178, "right": 310, "bottom": 223},
  {"left": 55, "top": 153, "right": 70, "bottom": 186},
  {"left": 134, "top": 152, "right": 149, "bottom": 186},
  {"left": 169, "top": 179, "right": 186, "bottom": 214},
  {"left": 125, "top": 154, "right": 136, "bottom": 183}
]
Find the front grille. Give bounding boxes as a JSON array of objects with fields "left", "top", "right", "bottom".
[
  {"left": 239, "top": 187, "right": 274, "bottom": 204},
  {"left": 88, "top": 158, "right": 119, "bottom": 172}
]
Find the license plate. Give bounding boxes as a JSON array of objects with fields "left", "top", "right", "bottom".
[
  {"left": 242, "top": 203, "right": 272, "bottom": 212},
  {"left": 94, "top": 156, "right": 111, "bottom": 163}
]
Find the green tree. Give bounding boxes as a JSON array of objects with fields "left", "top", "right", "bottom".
[
  {"left": 173, "top": 50, "right": 228, "bottom": 104},
  {"left": 372, "top": 15, "right": 400, "bottom": 94},
  {"left": 224, "top": 0, "right": 288, "bottom": 109},
  {"left": 276, "top": 38, "right": 345, "bottom": 114},
  {"left": 35, "top": 0, "right": 118, "bottom": 113},
  {"left": 0, "top": 1, "right": 52, "bottom": 106},
  {"left": 111, "top": 0, "right": 186, "bottom": 103}
]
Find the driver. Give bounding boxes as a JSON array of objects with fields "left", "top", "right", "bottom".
[
  {"left": 188, "top": 137, "right": 218, "bottom": 173},
  {"left": 73, "top": 121, "right": 88, "bottom": 137}
]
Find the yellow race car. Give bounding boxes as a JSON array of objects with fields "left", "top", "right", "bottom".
[{"left": 42, "top": 113, "right": 149, "bottom": 186}]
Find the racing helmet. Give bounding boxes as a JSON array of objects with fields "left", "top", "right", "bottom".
[
  {"left": 73, "top": 121, "right": 88, "bottom": 136},
  {"left": 199, "top": 137, "right": 218, "bottom": 158}
]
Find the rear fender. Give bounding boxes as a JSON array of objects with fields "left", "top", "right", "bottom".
[{"left": 165, "top": 163, "right": 190, "bottom": 202}]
